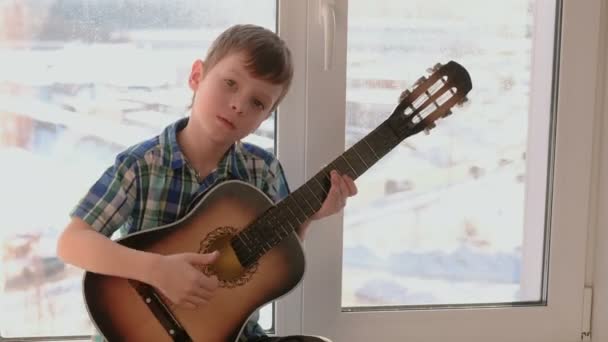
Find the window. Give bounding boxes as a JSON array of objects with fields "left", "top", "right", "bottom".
[
  {"left": 0, "top": 0, "right": 276, "bottom": 339},
  {"left": 342, "top": 0, "right": 544, "bottom": 308},
  {"left": 300, "top": 0, "right": 601, "bottom": 340}
]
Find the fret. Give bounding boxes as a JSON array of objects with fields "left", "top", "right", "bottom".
[
  {"left": 303, "top": 183, "right": 323, "bottom": 207},
  {"left": 283, "top": 201, "right": 304, "bottom": 226},
  {"left": 350, "top": 144, "right": 370, "bottom": 168},
  {"left": 257, "top": 228, "right": 270, "bottom": 251},
  {"left": 282, "top": 196, "right": 307, "bottom": 224},
  {"left": 368, "top": 123, "right": 397, "bottom": 158},
  {"left": 234, "top": 239, "right": 248, "bottom": 256},
  {"left": 311, "top": 174, "right": 330, "bottom": 197},
  {"left": 316, "top": 168, "right": 334, "bottom": 199},
  {"left": 339, "top": 154, "right": 359, "bottom": 178},
  {"left": 263, "top": 238, "right": 272, "bottom": 251},
  {"left": 292, "top": 189, "right": 317, "bottom": 217},
  {"left": 283, "top": 219, "right": 297, "bottom": 233},
  {"left": 273, "top": 205, "right": 299, "bottom": 233},
  {"left": 288, "top": 193, "right": 311, "bottom": 218},
  {"left": 355, "top": 139, "right": 380, "bottom": 167},
  {"left": 264, "top": 216, "right": 282, "bottom": 243},
  {"left": 362, "top": 138, "right": 380, "bottom": 161},
  {"left": 258, "top": 225, "right": 275, "bottom": 247},
  {"left": 366, "top": 128, "right": 387, "bottom": 156},
  {"left": 236, "top": 233, "right": 250, "bottom": 252},
  {"left": 266, "top": 212, "right": 290, "bottom": 238},
  {"left": 317, "top": 166, "right": 333, "bottom": 183},
  {"left": 248, "top": 230, "right": 263, "bottom": 254},
  {"left": 265, "top": 213, "right": 285, "bottom": 238},
  {"left": 278, "top": 223, "right": 290, "bottom": 236},
  {"left": 273, "top": 203, "right": 293, "bottom": 229},
  {"left": 330, "top": 156, "right": 355, "bottom": 179},
  {"left": 239, "top": 230, "right": 254, "bottom": 248},
  {"left": 240, "top": 238, "right": 257, "bottom": 262},
  {"left": 343, "top": 148, "right": 367, "bottom": 179}
]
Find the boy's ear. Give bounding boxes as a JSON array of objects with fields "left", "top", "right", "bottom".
[{"left": 188, "top": 60, "right": 205, "bottom": 90}]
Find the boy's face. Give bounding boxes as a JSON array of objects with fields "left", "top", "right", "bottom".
[{"left": 188, "top": 52, "right": 283, "bottom": 146}]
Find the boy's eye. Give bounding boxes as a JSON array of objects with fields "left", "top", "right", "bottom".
[
  {"left": 252, "top": 99, "right": 265, "bottom": 110},
  {"left": 225, "top": 79, "right": 236, "bottom": 87}
]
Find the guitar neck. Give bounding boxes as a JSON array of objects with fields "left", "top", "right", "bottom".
[
  {"left": 233, "top": 119, "right": 408, "bottom": 267},
  {"left": 280, "top": 119, "right": 406, "bottom": 223},
  {"left": 232, "top": 60, "right": 471, "bottom": 268}
]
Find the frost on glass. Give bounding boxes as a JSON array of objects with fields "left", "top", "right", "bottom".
[
  {"left": 0, "top": 0, "right": 274, "bottom": 337},
  {"left": 343, "top": 0, "right": 546, "bottom": 308}
]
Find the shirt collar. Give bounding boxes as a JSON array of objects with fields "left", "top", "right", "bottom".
[{"left": 161, "top": 117, "right": 238, "bottom": 180}]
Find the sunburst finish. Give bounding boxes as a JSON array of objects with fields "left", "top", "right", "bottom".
[{"left": 83, "top": 181, "right": 305, "bottom": 342}]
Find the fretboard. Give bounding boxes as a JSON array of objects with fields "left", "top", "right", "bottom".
[{"left": 233, "top": 119, "right": 406, "bottom": 267}]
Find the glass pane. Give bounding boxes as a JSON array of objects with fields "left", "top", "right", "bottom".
[
  {"left": 0, "top": 0, "right": 275, "bottom": 338},
  {"left": 343, "top": 0, "right": 554, "bottom": 308}
]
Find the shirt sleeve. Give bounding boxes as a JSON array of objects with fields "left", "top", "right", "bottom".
[
  {"left": 264, "top": 158, "right": 291, "bottom": 203},
  {"left": 70, "top": 153, "right": 138, "bottom": 237}
]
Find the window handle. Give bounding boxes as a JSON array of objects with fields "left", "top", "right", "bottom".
[{"left": 319, "top": 0, "right": 336, "bottom": 71}]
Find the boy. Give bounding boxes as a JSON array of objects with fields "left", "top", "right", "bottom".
[{"left": 56, "top": 24, "right": 357, "bottom": 342}]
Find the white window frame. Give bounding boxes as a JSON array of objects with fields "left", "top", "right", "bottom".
[
  {"left": 591, "top": 0, "right": 608, "bottom": 339},
  {"left": 287, "top": 0, "right": 606, "bottom": 341},
  {"left": 273, "top": 0, "right": 309, "bottom": 336}
]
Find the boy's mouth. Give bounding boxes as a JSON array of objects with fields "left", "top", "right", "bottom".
[{"left": 216, "top": 116, "right": 236, "bottom": 130}]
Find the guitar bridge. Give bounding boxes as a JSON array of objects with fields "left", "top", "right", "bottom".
[{"left": 128, "top": 280, "right": 193, "bottom": 341}]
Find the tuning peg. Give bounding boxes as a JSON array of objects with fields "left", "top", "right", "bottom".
[
  {"left": 443, "top": 110, "right": 453, "bottom": 117},
  {"left": 457, "top": 96, "right": 469, "bottom": 106},
  {"left": 413, "top": 76, "right": 427, "bottom": 87},
  {"left": 426, "top": 63, "right": 443, "bottom": 73},
  {"left": 424, "top": 122, "right": 436, "bottom": 135},
  {"left": 398, "top": 89, "right": 411, "bottom": 102}
]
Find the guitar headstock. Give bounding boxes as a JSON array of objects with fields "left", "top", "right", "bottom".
[{"left": 389, "top": 61, "right": 472, "bottom": 137}]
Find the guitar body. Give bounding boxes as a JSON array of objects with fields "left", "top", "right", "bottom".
[{"left": 83, "top": 180, "right": 306, "bottom": 342}]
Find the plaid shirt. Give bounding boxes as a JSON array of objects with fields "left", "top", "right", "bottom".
[{"left": 71, "top": 117, "right": 290, "bottom": 341}]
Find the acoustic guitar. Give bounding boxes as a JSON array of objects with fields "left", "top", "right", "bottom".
[{"left": 83, "top": 61, "right": 472, "bottom": 341}]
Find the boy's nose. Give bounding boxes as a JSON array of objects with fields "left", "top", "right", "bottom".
[
  {"left": 231, "top": 104, "right": 242, "bottom": 113},
  {"left": 230, "top": 100, "right": 244, "bottom": 115}
]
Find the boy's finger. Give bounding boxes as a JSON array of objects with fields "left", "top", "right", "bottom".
[
  {"left": 186, "top": 295, "right": 208, "bottom": 307},
  {"left": 329, "top": 173, "right": 341, "bottom": 198},
  {"left": 200, "top": 275, "right": 219, "bottom": 291},
  {"left": 188, "top": 251, "right": 220, "bottom": 265},
  {"left": 330, "top": 170, "right": 340, "bottom": 185},
  {"left": 337, "top": 176, "right": 349, "bottom": 199},
  {"left": 178, "top": 300, "right": 197, "bottom": 310},
  {"left": 191, "top": 283, "right": 214, "bottom": 299},
  {"left": 344, "top": 176, "right": 358, "bottom": 196}
]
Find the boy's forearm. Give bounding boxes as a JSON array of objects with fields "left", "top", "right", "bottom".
[{"left": 57, "top": 218, "right": 160, "bottom": 284}]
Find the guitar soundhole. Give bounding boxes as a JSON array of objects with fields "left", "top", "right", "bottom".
[{"left": 198, "top": 226, "right": 258, "bottom": 288}]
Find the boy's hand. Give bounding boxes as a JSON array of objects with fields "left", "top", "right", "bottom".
[
  {"left": 149, "top": 251, "right": 220, "bottom": 309},
  {"left": 312, "top": 170, "right": 358, "bottom": 220}
]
